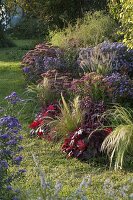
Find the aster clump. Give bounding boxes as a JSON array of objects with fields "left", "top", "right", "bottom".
[
  {"left": 0, "top": 115, "right": 25, "bottom": 199},
  {"left": 78, "top": 41, "right": 133, "bottom": 77},
  {"left": 104, "top": 72, "right": 133, "bottom": 105},
  {"left": 0, "top": 94, "right": 25, "bottom": 200},
  {"left": 21, "top": 43, "right": 65, "bottom": 82},
  {"left": 5, "top": 92, "right": 23, "bottom": 105}
]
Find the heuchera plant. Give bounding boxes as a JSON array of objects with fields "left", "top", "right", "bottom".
[
  {"left": 0, "top": 92, "right": 25, "bottom": 200},
  {"left": 29, "top": 104, "right": 59, "bottom": 141},
  {"left": 62, "top": 98, "right": 112, "bottom": 160}
]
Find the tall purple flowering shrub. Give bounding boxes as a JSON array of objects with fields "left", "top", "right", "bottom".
[{"left": 0, "top": 92, "right": 25, "bottom": 200}]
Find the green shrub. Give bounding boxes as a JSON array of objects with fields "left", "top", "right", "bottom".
[
  {"left": 0, "top": 30, "right": 15, "bottom": 48},
  {"left": 8, "top": 16, "right": 48, "bottom": 39},
  {"left": 109, "top": 0, "right": 133, "bottom": 49},
  {"left": 50, "top": 11, "right": 117, "bottom": 48}
]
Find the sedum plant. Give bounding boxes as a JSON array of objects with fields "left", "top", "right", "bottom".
[
  {"left": 52, "top": 94, "right": 83, "bottom": 137},
  {"left": 101, "top": 105, "right": 133, "bottom": 170}
]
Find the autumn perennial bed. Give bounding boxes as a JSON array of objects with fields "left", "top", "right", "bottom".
[{"left": 21, "top": 41, "right": 133, "bottom": 169}]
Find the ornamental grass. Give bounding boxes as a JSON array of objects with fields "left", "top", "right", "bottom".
[{"left": 101, "top": 105, "right": 133, "bottom": 170}]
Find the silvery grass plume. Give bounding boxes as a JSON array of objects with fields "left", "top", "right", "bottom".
[
  {"left": 54, "top": 180, "right": 62, "bottom": 197},
  {"left": 66, "top": 176, "right": 92, "bottom": 200},
  {"left": 32, "top": 153, "right": 62, "bottom": 200},
  {"left": 26, "top": 77, "right": 54, "bottom": 106},
  {"left": 32, "top": 154, "right": 47, "bottom": 190}
]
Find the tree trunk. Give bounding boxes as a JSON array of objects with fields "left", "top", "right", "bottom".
[{"left": 0, "top": 0, "right": 13, "bottom": 47}]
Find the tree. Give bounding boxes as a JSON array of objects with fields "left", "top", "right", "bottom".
[
  {"left": 0, "top": 0, "right": 6, "bottom": 47},
  {"left": 6, "top": 0, "right": 108, "bottom": 28},
  {"left": 109, "top": 0, "right": 133, "bottom": 48},
  {"left": 0, "top": 0, "right": 14, "bottom": 47}
]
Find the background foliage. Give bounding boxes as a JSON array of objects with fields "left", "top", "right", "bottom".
[
  {"left": 6, "top": 0, "right": 108, "bottom": 28},
  {"left": 109, "top": 0, "right": 133, "bottom": 48}
]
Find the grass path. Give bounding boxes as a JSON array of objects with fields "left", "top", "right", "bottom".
[{"left": 0, "top": 40, "right": 133, "bottom": 199}]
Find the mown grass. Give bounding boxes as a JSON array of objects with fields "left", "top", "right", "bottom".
[{"left": 0, "top": 40, "right": 133, "bottom": 199}]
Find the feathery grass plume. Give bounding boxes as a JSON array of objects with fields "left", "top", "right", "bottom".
[
  {"left": 26, "top": 77, "right": 55, "bottom": 105},
  {"left": 52, "top": 94, "right": 83, "bottom": 137},
  {"left": 88, "top": 45, "right": 113, "bottom": 75},
  {"left": 101, "top": 105, "right": 133, "bottom": 170}
]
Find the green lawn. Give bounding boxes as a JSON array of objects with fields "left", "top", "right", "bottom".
[{"left": 0, "top": 40, "right": 133, "bottom": 199}]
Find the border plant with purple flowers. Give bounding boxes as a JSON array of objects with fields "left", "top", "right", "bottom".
[
  {"left": 78, "top": 41, "right": 133, "bottom": 77},
  {"left": 0, "top": 92, "right": 26, "bottom": 200}
]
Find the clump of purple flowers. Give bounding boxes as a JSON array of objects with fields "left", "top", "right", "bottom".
[
  {"left": 104, "top": 72, "right": 133, "bottom": 104},
  {"left": 23, "top": 66, "right": 30, "bottom": 74},
  {"left": 78, "top": 41, "right": 133, "bottom": 76},
  {"left": 21, "top": 43, "right": 65, "bottom": 82},
  {"left": 43, "top": 56, "right": 61, "bottom": 69},
  {"left": 5, "top": 92, "right": 23, "bottom": 105},
  {"left": 0, "top": 93, "right": 25, "bottom": 200}
]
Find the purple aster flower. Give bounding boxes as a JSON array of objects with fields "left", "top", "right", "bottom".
[
  {"left": 13, "top": 156, "right": 23, "bottom": 165},
  {"left": 2, "top": 149, "right": 12, "bottom": 155},
  {"left": 23, "top": 66, "right": 30, "bottom": 73},
  {"left": 0, "top": 160, "right": 8, "bottom": 169},
  {"left": 12, "top": 197, "right": 19, "bottom": 200},
  {"left": 18, "top": 135, "right": 23, "bottom": 140},
  {"left": 0, "top": 133, "right": 10, "bottom": 139},
  {"left": 18, "top": 169, "right": 26, "bottom": 173},
  {"left": 5, "top": 92, "right": 22, "bottom": 105},
  {"left": 6, "top": 139, "right": 17, "bottom": 145},
  {"left": 0, "top": 116, "right": 21, "bottom": 130},
  {"left": 6, "top": 185, "right": 12, "bottom": 190},
  {"left": 17, "top": 146, "right": 24, "bottom": 152}
]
